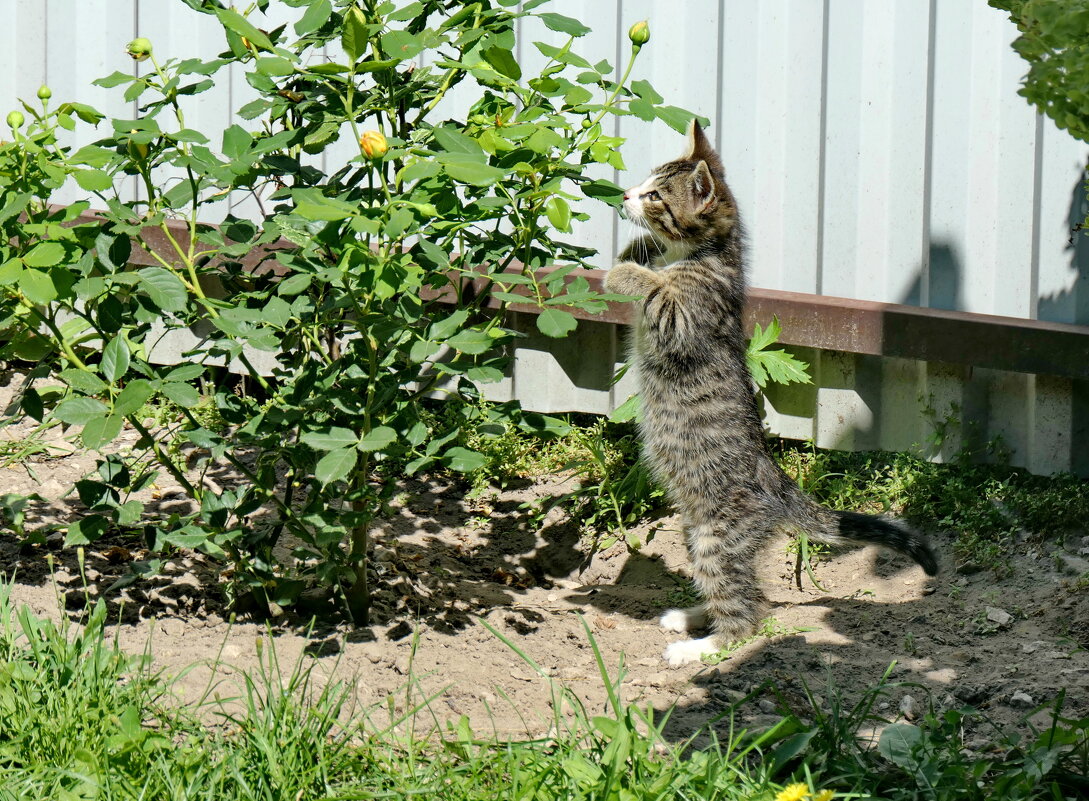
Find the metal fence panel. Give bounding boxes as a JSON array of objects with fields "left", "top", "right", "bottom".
[{"left": 3, "top": 0, "right": 1088, "bottom": 475}]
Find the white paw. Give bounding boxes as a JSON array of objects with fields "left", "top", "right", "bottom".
[
  {"left": 659, "top": 608, "right": 690, "bottom": 632},
  {"left": 663, "top": 637, "right": 718, "bottom": 667}
]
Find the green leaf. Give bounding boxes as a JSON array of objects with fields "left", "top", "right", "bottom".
[
  {"left": 277, "top": 273, "right": 312, "bottom": 296},
  {"left": 82, "top": 414, "right": 123, "bottom": 449},
  {"left": 438, "top": 154, "right": 505, "bottom": 186},
  {"left": 113, "top": 379, "right": 154, "bottom": 417},
  {"left": 74, "top": 169, "right": 114, "bottom": 192},
  {"left": 483, "top": 46, "right": 521, "bottom": 80},
  {"left": 442, "top": 446, "right": 487, "bottom": 473},
  {"left": 295, "top": 0, "right": 332, "bottom": 35},
  {"left": 631, "top": 79, "right": 663, "bottom": 104},
  {"left": 19, "top": 269, "right": 57, "bottom": 304},
  {"left": 536, "top": 308, "right": 577, "bottom": 338},
  {"left": 315, "top": 448, "right": 358, "bottom": 485},
  {"left": 301, "top": 427, "right": 360, "bottom": 451},
  {"left": 341, "top": 4, "right": 368, "bottom": 63},
  {"left": 539, "top": 12, "right": 591, "bottom": 37},
  {"left": 222, "top": 124, "right": 253, "bottom": 160},
  {"left": 136, "top": 267, "right": 188, "bottom": 312},
  {"left": 878, "top": 723, "right": 923, "bottom": 769},
  {"left": 22, "top": 242, "right": 65, "bottom": 268},
  {"left": 256, "top": 57, "right": 295, "bottom": 77},
  {"left": 67, "top": 515, "right": 110, "bottom": 546},
  {"left": 100, "top": 336, "right": 131, "bottom": 384},
  {"left": 161, "top": 382, "right": 200, "bottom": 408},
  {"left": 382, "top": 29, "right": 426, "bottom": 60},
  {"left": 215, "top": 7, "right": 273, "bottom": 50},
  {"left": 358, "top": 426, "right": 397, "bottom": 452},
  {"left": 54, "top": 397, "right": 109, "bottom": 426},
  {"left": 59, "top": 369, "right": 107, "bottom": 395},
  {"left": 447, "top": 327, "right": 494, "bottom": 355},
  {"left": 655, "top": 106, "right": 708, "bottom": 134},
  {"left": 579, "top": 178, "right": 624, "bottom": 207},
  {"left": 608, "top": 393, "right": 641, "bottom": 423},
  {"left": 70, "top": 145, "right": 116, "bottom": 167},
  {"left": 165, "top": 363, "right": 205, "bottom": 382},
  {"left": 545, "top": 196, "right": 571, "bottom": 232}
]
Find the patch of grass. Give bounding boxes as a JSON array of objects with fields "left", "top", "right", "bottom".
[
  {"left": 702, "top": 617, "right": 814, "bottom": 665},
  {"left": 0, "top": 587, "right": 1084, "bottom": 800},
  {"left": 772, "top": 441, "right": 1089, "bottom": 574}
]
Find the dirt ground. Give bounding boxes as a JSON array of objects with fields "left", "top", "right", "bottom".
[{"left": 2, "top": 378, "right": 1089, "bottom": 745}]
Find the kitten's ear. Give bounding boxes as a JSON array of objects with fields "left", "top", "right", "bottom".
[
  {"left": 684, "top": 119, "right": 723, "bottom": 174},
  {"left": 691, "top": 160, "right": 716, "bottom": 211}
]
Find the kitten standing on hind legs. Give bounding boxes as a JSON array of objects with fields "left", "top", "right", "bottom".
[{"left": 606, "top": 120, "right": 938, "bottom": 667}]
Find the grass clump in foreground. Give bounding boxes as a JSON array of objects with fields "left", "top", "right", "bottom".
[{"left": 0, "top": 587, "right": 1085, "bottom": 801}]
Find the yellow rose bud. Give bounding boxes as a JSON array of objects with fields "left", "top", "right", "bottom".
[
  {"left": 359, "top": 130, "right": 388, "bottom": 159},
  {"left": 6, "top": 111, "right": 24, "bottom": 130},
  {"left": 628, "top": 20, "right": 649, "bottom": 47},
  {"left": 126, "top": 37, "right": 153, "bottom": 61}
]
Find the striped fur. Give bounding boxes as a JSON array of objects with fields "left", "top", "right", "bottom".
[{"left": 606, "top": 121, "right": 938, "bottom": 666}]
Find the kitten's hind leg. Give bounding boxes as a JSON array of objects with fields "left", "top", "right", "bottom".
[
  {"left": 659, "top": 604, "right": 709, "bottom": 633},
  {"left": 663, "top": 520, "right": 767, "bottom": 666}
]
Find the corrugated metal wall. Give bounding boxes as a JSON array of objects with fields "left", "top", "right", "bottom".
[{"left": 3, "top": 1, "right": 1088, "bottom": 474}]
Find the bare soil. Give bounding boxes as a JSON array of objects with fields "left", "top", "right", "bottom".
[{"left": 2, "top": 379, "right": 1088, "bottom": 744}]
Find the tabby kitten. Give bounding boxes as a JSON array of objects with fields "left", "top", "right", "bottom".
[{"left": 605, "top": 121, "right": 938, "bottom": 666}]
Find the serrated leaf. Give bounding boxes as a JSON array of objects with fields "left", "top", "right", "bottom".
[
  {"left": 81, "top": 414, "right": 123, "bottom": 449},
  {"left": 136, "top": 266, "right": 188, "bottom": 312},
  {"left": 342, "top": 4, "right": 368, "bottom": 63},
  {"left": 59, "top": 369, "right": 107, "bottom": 396},
  {"left": 215, "top": 7, "right": 273, "bottom": 50},
  {"left": 256, "top": 56, "right": 295, "bottom": 77},
  {"left": 609, "top": 393, "right": 641, "bottom": 423},
  {"left": 438, "top": 154, "right": 505, "bottom": 186},
  {"left": 113, "top": 379, "right": 154, "bottom": 416},
  {"left": 447, "top": 327, "right": 493, "bottom": 354},
  {"left": 295, "top": 0, "right": 332, "bottom": 35},
  {"left": 358, "top": 426, "right": 396, "bottom": 452},
  {"left": 536, "top": 308, "right": 577, "bottom": 337},
  {"left": 301, "top": 427, "right": 360, "bottom": 451},
  {"left": 54, "top": 397, "right": 109, "bottom": 426},
  {"left": 161, "top": 381, "right": 200, "bottom": 408},
  {"left": 22, "top": 242, "right": 65, "bottom": 268},
  {"left": 315, "top": 448, "right": 357, "bottom": 485},
  {"left": 539, "top": 12, "right": 591, "bottom": 37},
  {"left": 483, "top": 46, "right": 521, "bottom": 80},
  {"left": 579, "top": 178, "right": 624, "bottom": 207},
  {"left": 19, "top": 269, "right": 57, "bottom": 304},
  {"left": 67, "top": 515, "right": 109, "bottom": 546},
  {"left": 100, "top": 336, "right": 130, "bottom": 384},
  {"left": 277, "top": 273, "right": 312, "bottom": 296},
  {"left": 442, "top": 446, "right": 487, "bottom": 473},
  {"left": 74, "top": 169, "right": 113, "bottom": 192}
]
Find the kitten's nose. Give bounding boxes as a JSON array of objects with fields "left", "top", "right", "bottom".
[{"left": 623, "top": 190, "right": 632, "bottom": 200}]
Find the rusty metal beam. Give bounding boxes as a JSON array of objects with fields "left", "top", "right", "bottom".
[{"left": 66, "top": 210, "right": 1089, "bottom": 380}]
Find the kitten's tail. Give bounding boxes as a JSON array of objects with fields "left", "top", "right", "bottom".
[{"left": 793, "top": 500, "right": 938, "bottom": 576}]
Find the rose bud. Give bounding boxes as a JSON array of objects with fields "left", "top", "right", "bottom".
[
  {"left": 6, "top": 111, "right": 24, "bottom": 130},
  {"left": 628, "top": 20, "right": 649, "bottom": 47},
  {"left": 359, "top": 130, "right": 388, "bottom": 159},
  {"left": 126, "top": 37, "right": 153, "bottom": 61},
  {"left": 37, "top": 85, "right": 52, "bottom": 101}
]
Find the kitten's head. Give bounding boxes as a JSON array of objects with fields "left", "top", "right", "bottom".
[{"left": 622, "top": 120, "right": 737, "bottom": 244}]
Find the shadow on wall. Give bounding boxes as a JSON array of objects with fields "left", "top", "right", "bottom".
[{"left": 780, "top": 168, "right": 1089, "bottom": 476}]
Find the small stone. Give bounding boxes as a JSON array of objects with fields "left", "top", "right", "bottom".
[
  {"left": 985, "top": 607, "right": 1013, "bottom": 628},
  {"left": 360, "top": 644, "right": 383, "bottom": 665},
  {"left": 1022, "top": 641, "right": 1047, "bottom": 654},
  {"left": 547, "top": 594, "right": 558, "bottom": 603},
  {"left": 862, "top": 632, "right": 877, "bottom": 642},
  {"left": 1009, "top": 691, "right": 1034, "bottom": 708},
  {"left": 899, "top": 694, "right": 919, "bottom": 720},
  {"left": 758, "top": 698, "right": 777, "bottom": 714}
]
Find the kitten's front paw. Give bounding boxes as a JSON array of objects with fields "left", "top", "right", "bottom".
[{"left": 663, "top": 637, "right": 719, "bottom": 667}]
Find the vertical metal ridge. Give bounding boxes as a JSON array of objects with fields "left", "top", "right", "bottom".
[
  {"left": 715, "top": 0, "right": 725, "bottom": 146},
  {"left": 1029, "top": 112, "right": 1045, "bottom": 319},
  {"left": 610, "top": 0, "right": 624, "bottom": 261},
  {"left": 814, "top": 0, "right": 830, "bottom": 295},
  {"left": 920, "top": 0, "right": 938, "bottom": 308}
]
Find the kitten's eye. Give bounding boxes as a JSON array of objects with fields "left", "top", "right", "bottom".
[{"left": 642, "top": 191, "right": 661, "bottom": 202}]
